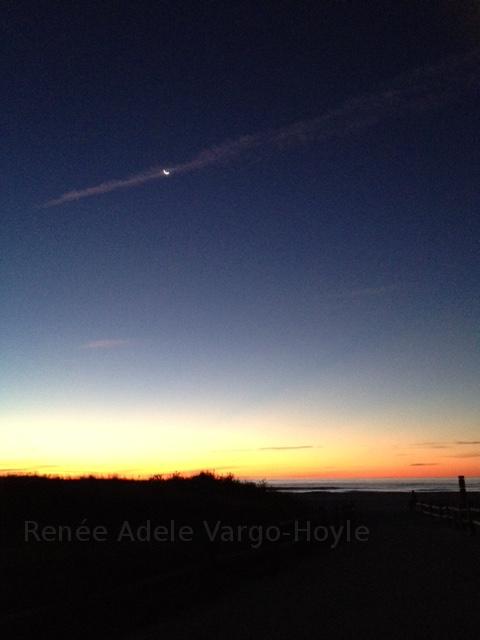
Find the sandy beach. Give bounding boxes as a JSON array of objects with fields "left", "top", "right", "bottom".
[{"left": 129, "top": 491, "right": 480, "bottom": 640}]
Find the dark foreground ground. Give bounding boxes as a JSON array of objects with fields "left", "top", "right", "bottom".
[
  {"left": 130, "top": 491, "right": 480, "bottom": 640},
  {"left": 2, "top": 481, "right": 479, "bottom": 639}
]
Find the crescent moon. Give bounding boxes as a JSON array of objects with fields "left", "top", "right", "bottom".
[{"left": 162, "top": 169, "right": 170, "bottom": 176}]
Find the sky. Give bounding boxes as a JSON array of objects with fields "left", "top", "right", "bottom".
[{"left": 1, "top": 2, "right": 480, "bottom": 479}]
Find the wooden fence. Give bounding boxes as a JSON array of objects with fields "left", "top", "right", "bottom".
[{"left": 415, "top": 501, "right": 480, "bottom": 533}]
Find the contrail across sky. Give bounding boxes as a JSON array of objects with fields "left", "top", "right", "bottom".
[{"left": 43, "top": 49, "right": 479, "bottom": 208}]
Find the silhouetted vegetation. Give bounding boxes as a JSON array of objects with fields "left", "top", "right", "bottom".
[
  {"left": 1, "top": 471, "right": 299, "bottom": 542},
  {"left": 0, "top": 472, "right": 307, "bottom": 638}
]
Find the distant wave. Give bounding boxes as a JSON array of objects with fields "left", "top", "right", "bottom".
[{"left": 267, "top": 477, "right": 480, "bottom": 493}]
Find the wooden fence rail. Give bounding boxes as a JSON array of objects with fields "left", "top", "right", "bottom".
[{"left": 415, "top": 502, "right": 480, "bottom": 532}]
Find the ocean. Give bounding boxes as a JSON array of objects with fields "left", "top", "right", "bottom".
[{"left": 267, "top": 476, "right": 480, "bottom": 493}]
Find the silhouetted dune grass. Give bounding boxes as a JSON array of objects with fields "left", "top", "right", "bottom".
[
  {"left": 0, "top": 471, "right": 309, "bottom": 635},
  {"left": 1, "top": 471, "right": 300, "bottom": 541}
]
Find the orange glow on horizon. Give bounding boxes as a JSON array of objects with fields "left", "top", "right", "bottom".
[
  {"left": 1, "top": 459, "right": 478, "bottom": 481},
  {"left": 1, "top": 407, "right": 479, "bottom": 481}
]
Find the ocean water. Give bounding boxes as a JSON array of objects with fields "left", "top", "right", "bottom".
[{"left": 267, "top": 477, "right": 480, "bottom": 493}]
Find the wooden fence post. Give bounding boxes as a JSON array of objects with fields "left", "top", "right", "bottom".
[
  {"left": 458, "top": 475, "right": 474, "bottom": 534},
  {"left": 458, "top": 475, "right": 467, "bottom": 508}
]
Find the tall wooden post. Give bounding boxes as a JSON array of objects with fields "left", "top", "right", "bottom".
[
  {"left": 458, "top": 475, "right": 467, "bottom": 508},
  {"left": 458, "top": 475, "right": 474, "bottom": 534}
]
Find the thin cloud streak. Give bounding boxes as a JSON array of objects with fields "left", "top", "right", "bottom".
[
  {"left": 443, "top": 452, "right": 480, "bottom": 459},
  {"left": 411, "top": 442, "right": 450, "bottom": 449},
  {"left": 410, "top": 462, "right": 439, "bottom": 466},
  {"left": 81, "top": 339, "right": 130, "bottom": 350},
  {"left": 43, "top": 49, "right": 479, "bottom": 207},
  {"left": 410, "top": 440, "right": 480, "bottom": 449},
  {"left": 44, "top": 133, "right": 263, "bottom": 207},
  {"left": 212, "top": 445, "right": 316, "bottom": 453},
  {"left": 329, "top": 285, "right": 399, "bottom": 301},
  {"left": 258, "top": 445, "right": 314, "bottom": 451}
]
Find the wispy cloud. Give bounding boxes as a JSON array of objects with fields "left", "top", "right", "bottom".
[
  {"left": 411, "top": 442, "right": 450, "bottom": 449},
  {"left": 81, "top": 339, "right": 130, "bottom": 350},
  {"left": 410, "top": 462, "right": 439, "bottom": 466},
  {"left": 329, "top": 285, "right": 398, "bottom": 301},
  {"left": 43, "top": 49, "right": 479, "bottom": 207},
  {"left": 410, "top": 440, "right": 480, "bottom": 449},
  {"left": 213, "top": 445, "right": 316, "bottom": 453},
  {"left": 258, "top": 445, "right": 314, "bottom": 451},
  {"left": 443, "top": 452, "right": 480, "bottom": 459}
]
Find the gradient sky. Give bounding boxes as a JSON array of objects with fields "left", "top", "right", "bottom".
[{"left": 2, "top": 2, "right": 479, "bottom": 478}]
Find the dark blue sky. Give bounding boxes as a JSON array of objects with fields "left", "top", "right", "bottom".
[{"left": 2, "top": 2, "right": 479, "bottom": 477}]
